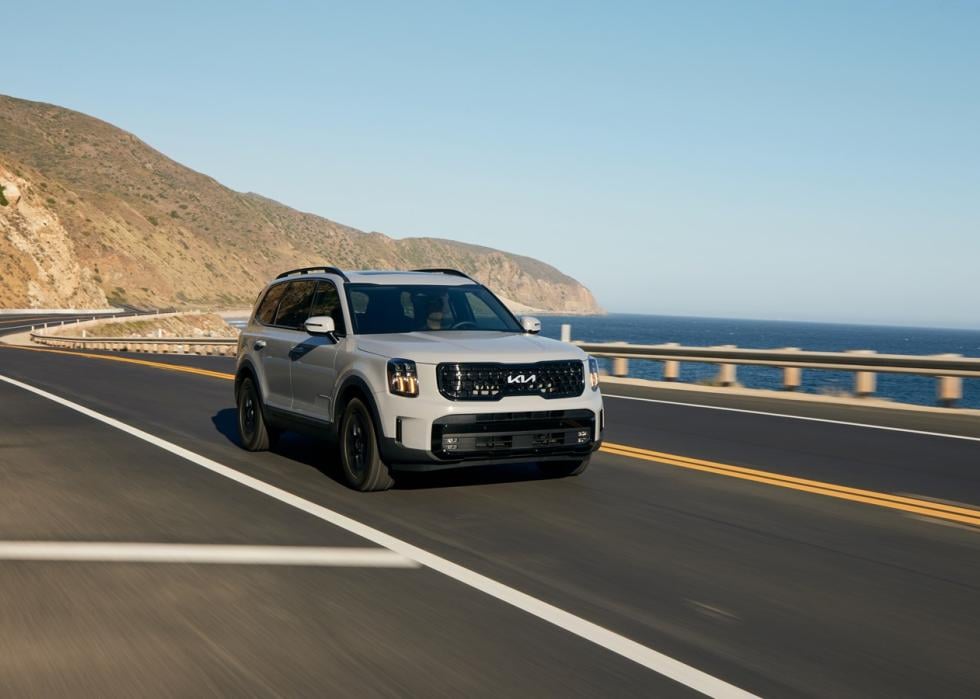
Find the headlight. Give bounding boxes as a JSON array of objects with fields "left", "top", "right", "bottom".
[
  {"left": 589, "top": 357, "right": 600, "bottom": 391},
  {"left": 388, "top": 358, "right": 419, "bottom": 397}
]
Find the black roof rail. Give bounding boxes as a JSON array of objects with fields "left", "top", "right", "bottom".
[
  {"left": 412, "top": 268, "right": 473, "bottom": 280},
  {"left": 276, "top": 266, "right": 349, "bottom": 281}
]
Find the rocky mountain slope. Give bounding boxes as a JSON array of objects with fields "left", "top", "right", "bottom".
[{"left": 0, "top": 95, "right": 601, "bottom": 313}]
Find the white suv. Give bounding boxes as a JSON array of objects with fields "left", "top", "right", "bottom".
[{"left": 235, "top": 267, "right": 603, "bottom": 491}]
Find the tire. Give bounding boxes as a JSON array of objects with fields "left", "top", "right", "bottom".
[
  {"left": 541, "top": 456, "right": 591, "bottom": 478},
  {"left": 339, "top": 398, "right": 394, "bottom": 492},
  {"left": 237, "top": 377, "right": 273, "bottom": 451}
]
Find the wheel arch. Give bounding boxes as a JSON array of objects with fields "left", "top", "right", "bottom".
[
  {"left": 234, "top": 360, "right": 261, "bottom": 403},
  {"left": 334, "top": 375, "right": 383, "bottom": 432}
]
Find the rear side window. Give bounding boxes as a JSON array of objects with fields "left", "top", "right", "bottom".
[
  {"left": 255, "top": 283, "right": 287, "bottom": 325},
  {"left": 309, "top": 281, "right": 346, "bottom": 334},
  {"left": 273, "top": 280, "right": 316, "bottom": 329}
]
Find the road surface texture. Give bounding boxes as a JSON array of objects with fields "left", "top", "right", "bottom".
[{"left": 1, "top": 313, "right": 978, "bottom": 697}]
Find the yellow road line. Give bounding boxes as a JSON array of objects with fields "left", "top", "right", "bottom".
[
  {"left": 5, "top": 341, "right": 978, "bottom": 528},
  {"left": 0, "top": 344, "right": 235, "bottom": 381},
  {"left": 601, "top": 442, "right": 980, "bottom": 528},
  {"left": 604, "top": 442, "right": 980, "bottom": 517}
]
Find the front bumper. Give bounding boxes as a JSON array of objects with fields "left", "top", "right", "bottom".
[{"left": 377, "top": 395, "right": 604, "bottom": 471}]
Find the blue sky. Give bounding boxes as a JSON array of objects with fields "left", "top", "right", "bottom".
[{"left": 5, "top": 1, "right": 979, "bottom": 326}]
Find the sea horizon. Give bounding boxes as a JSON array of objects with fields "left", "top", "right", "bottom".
[
  {"left": 536, "top": 313, "right": 980, "bottom": 408},
  {"left": 553, "top": 311, "right": 980, "bottom": 335}
]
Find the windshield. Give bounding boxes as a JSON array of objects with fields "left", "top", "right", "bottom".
[{"left": 347, "top": 283, "right": 522, "bottom": 334}]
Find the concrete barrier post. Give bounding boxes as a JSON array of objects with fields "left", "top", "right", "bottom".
[
  {"left": 938, "top": 376, "right": 962, "bottom": 408},
  {"left": 782, "top": 347, "right": 801, "bottom": 391},
  {"left": 935, "top": 354, "right": 962, "bottom": 408},
  {"left": 662, "top": 343, "right": 680, "bottom": 381},
  {"left": 611, "top": 357, "right": 629, "bottom": 377},
  {"left": 848, "top": 350, "right": 877, "bottom": 398},
  {"left": 560, "top": 324, "right": 571, "bottom": 343},
  {"left": 715, "top": 345, "right": 737, "bottom": 387}
]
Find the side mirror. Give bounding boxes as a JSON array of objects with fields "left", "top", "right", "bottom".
[
  {"left": 304, "top": 315, "right": 336, "bottom": 336},
  {"left": 520, "top": 316, "right": 541, "bottom": 334}
]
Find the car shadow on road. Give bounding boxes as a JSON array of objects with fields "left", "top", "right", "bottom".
[
  {"left": 211, "top": 408, "right": 243, "bottom": 448},
  {"left": 211, "top": 408, "right": 561, "bottom": 491}
]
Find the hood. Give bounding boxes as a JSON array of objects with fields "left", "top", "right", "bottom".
[{"left": 353, "top": 331, "right": 586, "bottom": 365}]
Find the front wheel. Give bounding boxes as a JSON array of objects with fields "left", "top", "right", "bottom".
[
  {"left": 541, "top": 456, "right": 591, "bottom": 478},
  {"left": 237, "top": 377, "right": 273, "bottom": 451},
  {"left": 339, "top": 398, "right": 394, "bottom": 492}
]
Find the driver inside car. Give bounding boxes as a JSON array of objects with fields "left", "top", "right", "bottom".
[{"left": 423, "top": 294, "right": 450, "bottom": 330}]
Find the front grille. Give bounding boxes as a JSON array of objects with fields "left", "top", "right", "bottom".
[
  {"left": 436, "top": 360, "right": 584, "bottom": 401},
  {"left": 432, "top": 410, "right": 596, "bottom": 459}
]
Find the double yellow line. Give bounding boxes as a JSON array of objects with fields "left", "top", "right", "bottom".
[
  {"left": 601, "top": 442, "right": 980, "bottom": 528},
  {"left": 5, "top": 342, "right": 979, "bottom": 529}
]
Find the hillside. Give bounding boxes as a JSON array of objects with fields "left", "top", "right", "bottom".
[{"left": 0, "top": 95, "right": 601, "bottom": 313}]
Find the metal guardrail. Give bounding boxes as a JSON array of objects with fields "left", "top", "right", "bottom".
[
  {"left": 567, "top": 327, "right": 976, "bottom": 407},
  {"left": 22, "top": 317, "right": 978, "bottom": 407},
  {"left": 30, "top": 332, "right": 237, "bottom": 356},
  {"left": 28, "top": 312, "right": 237, "bottom": 357}
]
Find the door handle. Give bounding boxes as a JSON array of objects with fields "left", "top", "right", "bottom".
[{"left": 253, "top": 340, "right": 267, "bottom": 350}]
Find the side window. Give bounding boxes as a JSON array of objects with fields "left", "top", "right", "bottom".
[
  {"left": 273, "top": 280, "right": 316, "bottom": 329},
  {"left": 309, "top": 281, "right": 346, "bottom": 334},
  {"left": 256, "top": 283, "right": 287, "bottom": 325}
]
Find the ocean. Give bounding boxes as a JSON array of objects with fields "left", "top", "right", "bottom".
[{"left": 537, "top": 314, "right": 980, "bottom": 409}]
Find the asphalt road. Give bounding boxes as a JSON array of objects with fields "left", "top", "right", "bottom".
[{"left": 1, "top": 319, "right": 978, "bottom": 697}]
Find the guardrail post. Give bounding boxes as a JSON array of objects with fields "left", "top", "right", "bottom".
[
  {"left": 714, "top": 345, "right": 737, "bottom": 387},
  {"left": 662, "top": 343, "right": 680, "bottom": 381},
  {"left": 560, "top": 324, "right": 571, "bottom": 343},
  {"left": 611, "top": 357, "right": 629, "bottom": 377},
  {"left": 848, "top": 350, "right": 877, "bottom": 398},
  {"left": 935, "top": 354, "right": 962, "bottom": 407},
  {"left": 782, "top": 347, "right": 801, "bottom": 391}
]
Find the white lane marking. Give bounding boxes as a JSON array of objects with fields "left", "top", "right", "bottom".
[
  {"left": 0, "top": 542, "right": 417, "bottom": 567},
  {"left": 0, "top": 374, "right": 756, "bottom": 699},
  {"left": 604, "top": 393, "right": 980, "bottom": 443}
]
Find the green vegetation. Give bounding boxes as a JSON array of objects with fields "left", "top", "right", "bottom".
[{"left": 0, "top": 184, "right": 7, "bottom": 206}]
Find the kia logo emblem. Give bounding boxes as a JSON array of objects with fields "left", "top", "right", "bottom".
[{"left": 507, "top": 374, "right": 537, "bottom": 385}]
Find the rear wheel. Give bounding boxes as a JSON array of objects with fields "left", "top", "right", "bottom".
[
  {"left": 541, "top": 456, "right": 591, "bottom": 478},
  {"left": 339, "top": 398, "right": 394, "bottom": 492},
  {"left": 237, "top": 377, "right": 273, "bottom": 451}
]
